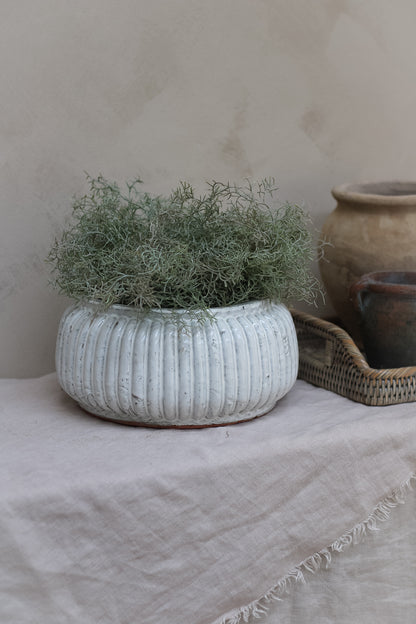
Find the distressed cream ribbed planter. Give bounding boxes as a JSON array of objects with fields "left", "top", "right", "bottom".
[{"left": 56, "top": 300, "right": 298, "bottom": 428}]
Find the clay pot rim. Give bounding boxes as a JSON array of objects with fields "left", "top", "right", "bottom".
[
  {"left": 332, "top": 181, "right": 416, "bottom": 206},
  {"left": 351, "top": 271, "right": 416, "bottom": 298}
]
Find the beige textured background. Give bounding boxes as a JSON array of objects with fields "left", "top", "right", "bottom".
[{"left": 2, "top": 0, "right": 416, "bottom": 377}]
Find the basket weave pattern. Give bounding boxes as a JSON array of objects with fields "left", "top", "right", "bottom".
[{"left": 291, "top": 309, "right": 416, "bottom": 406}]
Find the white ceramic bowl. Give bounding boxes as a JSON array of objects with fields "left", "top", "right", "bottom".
[{"left": 56, "top": 300, "right": 298, "bottom": 427}]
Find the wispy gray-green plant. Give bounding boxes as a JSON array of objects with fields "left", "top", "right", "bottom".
[{"left": 47, "top": 175, "right": 321, "bottom": 317}]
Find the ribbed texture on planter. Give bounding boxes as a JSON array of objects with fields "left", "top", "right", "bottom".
[{"left": 56, "top": 300, "right": 298, "bottom": 427}]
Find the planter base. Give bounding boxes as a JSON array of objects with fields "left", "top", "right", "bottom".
[{"left": 79, "top": 405, "right": 270, "bottom": 429}]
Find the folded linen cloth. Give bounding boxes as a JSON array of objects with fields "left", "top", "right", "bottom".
[{"left": 0, "top": 374, "right": 414, "bottom": 624}]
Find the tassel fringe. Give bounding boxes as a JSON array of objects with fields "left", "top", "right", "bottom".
[{"left": 215, "top": 472, "right": 416, "bottom": 624}]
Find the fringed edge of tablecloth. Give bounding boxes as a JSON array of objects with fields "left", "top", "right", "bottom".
[{"left": 215, "top": 471, "right": 416, "bottom": 624}]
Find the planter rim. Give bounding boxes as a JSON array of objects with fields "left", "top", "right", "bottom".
[
  {"left": 332, "top": 181, "right": 416, "bottom": 206},
  {"left": 76, "top": 298, "right": 283, "bottom": 317}
]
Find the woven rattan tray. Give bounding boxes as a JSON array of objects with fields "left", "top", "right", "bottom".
[{"left": 291, "top": 309, "right": 416, "bottom": 406}]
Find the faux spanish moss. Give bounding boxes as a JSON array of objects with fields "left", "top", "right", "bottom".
[{"left": 47, "top": 175, "right": 321, "bottom": 319}]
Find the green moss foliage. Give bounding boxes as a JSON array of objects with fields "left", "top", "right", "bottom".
[{"left": 47, "top": 175, "right": 321, "bottom": 316}]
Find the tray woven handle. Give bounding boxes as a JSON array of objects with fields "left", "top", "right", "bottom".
[{"left": 290, "top": 309, "right": 416, "bottom": 406}]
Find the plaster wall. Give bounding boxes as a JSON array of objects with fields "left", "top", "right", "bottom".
[{"left": 1, "top": 0, "right": 416, "bottom": 377}]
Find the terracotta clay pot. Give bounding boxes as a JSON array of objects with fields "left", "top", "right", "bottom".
[
  {"left": 350, "top": 271, "right": 416, "bottom": 369},
  {"left": 319, "top": 181, "right": 416, "bottom": 340}
]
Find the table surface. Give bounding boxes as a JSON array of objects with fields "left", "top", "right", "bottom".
[{"left": 0, "top": 373, "right": 415, "bottom": 624}]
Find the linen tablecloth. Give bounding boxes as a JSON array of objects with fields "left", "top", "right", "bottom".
[{"left": 0, "top": 373, "right": 415, "bottom": 623}]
